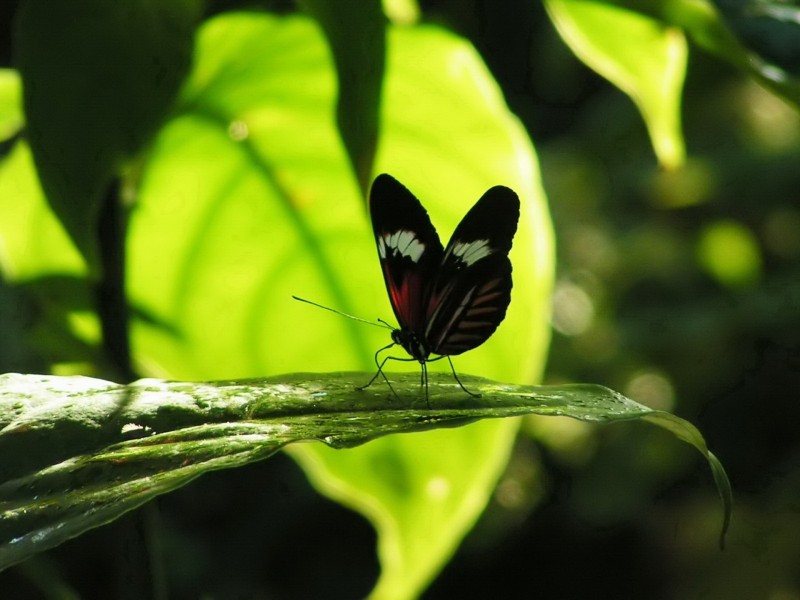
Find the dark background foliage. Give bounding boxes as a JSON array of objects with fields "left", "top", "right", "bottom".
[{"left": 1, "top": 0, "right": 798, "bottom": 598}]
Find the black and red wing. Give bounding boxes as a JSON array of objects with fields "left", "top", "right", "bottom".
[
  {"left": 368, "top": 174, "right": 444, "bottom": 335},
  {"left": 424, "top": 185, "right": 520, "bottom": 356}
]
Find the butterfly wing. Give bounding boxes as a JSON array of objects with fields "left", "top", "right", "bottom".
[
  {"left": 424, "top": 185, "right": 520, "bottom": 356},
  {"left": 369, "top": 174, "right": 445, "bottom": 336}
]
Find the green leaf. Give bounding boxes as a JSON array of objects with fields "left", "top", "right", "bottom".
[
  {"left": 696, "top": 219, "right": 762, "bottom": 288},
  {"left": 300, "top": 0, "right": 386, "bottom": 192},
  {"left": 0, "top": 372, "right": 732, "bottom": 571},
  {"left": 0, "top": 142, "right": 88, "bottom": 282},
  {"left": 612, "top": 0, "right": 800, "bottom": 107},
  {"left": 289, "top": 416, "right": 520, "bottom": 600},
  {"left": 0, "top": 69, "right": 23, "bottom": 143},
  {"left": 711, "top": 0, "right": 800, "bottom": 75},
  {"left": 545, "top": 0, "right": 688, "bottom": 169},
  {"left": 13, "top": 0, "right": 200, "bottom": 268},
  {"left": 0, "top": 140, "right": 97, "bottom": 370}
]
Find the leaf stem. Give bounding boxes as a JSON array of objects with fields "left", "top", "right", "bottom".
[{"left": 95, "top": 180, "right": 137, "bottom": 383}]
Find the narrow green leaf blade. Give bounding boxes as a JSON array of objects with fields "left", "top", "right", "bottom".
[
  {"left": 545, "top": 0, "right": 688, "bottom": 169},
  {"left": 641, "top": 412, "right": 732, "bottom": 548},
  {"left": 0, "top": 372, "right": 732, "bottom": 571},
  {"left": 607, "top": 0, "right": 800, "bottom": 107}
]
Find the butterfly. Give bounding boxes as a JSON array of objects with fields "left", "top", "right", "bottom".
[{"left": 360, "top": 173, "right": 520, "bottom": 402}]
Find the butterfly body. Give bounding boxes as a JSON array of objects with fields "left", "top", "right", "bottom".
[
  {"left": 365, "top": 173, "right": 520, "bottom": 399},
  {"left": 391, "top": 328, "right": 429, "bottom": 363}
]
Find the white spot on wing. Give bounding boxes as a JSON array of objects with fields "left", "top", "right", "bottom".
[
  {"left": 379, "top": 230, "right": 425, "bottom": 262},
  {"left": 450, "top": 239, "right": 491, "bottom": 266}
]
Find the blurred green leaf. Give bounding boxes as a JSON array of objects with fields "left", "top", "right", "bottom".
[
  {"left": 697, "top": 219, "right": 762, "bottom": 288},
  {"left": 612, "top": 0, "right": 800, "bottom": 107},
  {"left": 384, "top": 0, "right": 421, "bottom": 24},
  {"left": 0, "top": 142, "right": 87, "bottom": 282},
  {"left": 300, "top": 0, "right": 386, "bottom": 191},
  {"left": 545, "top": 0, "right": 688, "bottom": 169},
  {"left": 712, "top": 0, "right": 800, "bottom": 77},
  {"left": 0, "top": 140, "right": 97, "bottom": 370},
  {"left": 0, "top": 372, "right": 732, "bottom": 571},
  {"left": 13, "top": 0, "right": 201, "bottom": 268},
  {"left": 290, "top": 416, "right": 519, "bottom": 600},
  {"left": 0, "top": 70, "right": 23, "bottom": 143}
]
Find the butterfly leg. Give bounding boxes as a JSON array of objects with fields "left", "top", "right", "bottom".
[
  {"left": 357, "top": 342, "right": 398, "bottom": 395},
  {"left": 357, "top": 344, "right": 431, "bottom": 406},
  {"left": 421, "top": 361, "right": 430, "bottom": 409},
  {"left": 359, "top": 342, "right": 418, "bottom": 401},
  {"left": 446, "top": 356, "right": 481, "bottom": 398}
]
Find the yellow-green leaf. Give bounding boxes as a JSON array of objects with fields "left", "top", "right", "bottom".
[{"left": 545, "top": 0, "right": 687, "bottom": 169}]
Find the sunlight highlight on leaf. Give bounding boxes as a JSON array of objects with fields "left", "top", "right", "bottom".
[
  {"left": 545, "top": 0, "right": 687, "bottom": 169},
  {"left": 0, "top": 70, "right": 22, "bottom": 142}
]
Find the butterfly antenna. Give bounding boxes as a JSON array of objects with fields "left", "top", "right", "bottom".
[{"left": 292, "top": 295, "right": 393, "bottom": 330}]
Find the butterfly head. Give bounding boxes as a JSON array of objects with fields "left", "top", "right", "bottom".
[{"left": 391, "top": 328, "right": 430, "bottom": 363}]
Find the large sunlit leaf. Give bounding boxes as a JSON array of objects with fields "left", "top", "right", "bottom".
[
  {"left": 125, "top": 12, "right": 553, "bottom": 599},
  {"left": 13, "top": 0, "right": 200, "bottom": 267},
  {"left": 0, "top": 372, "right": 732, "bottom": 572},
  {"left": 0, "top": 143, "right": 86, "bottom": 282},
  {"left": 545, "top": 0, "right": 688, "bottom": 169},
  {"left": 0, "top": 72, "right": 84, "bottom": 284}
]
